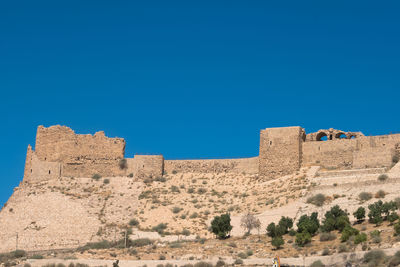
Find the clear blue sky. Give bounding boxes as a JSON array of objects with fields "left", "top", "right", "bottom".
[{"left": 1, "top": 1, "right": 399, "bottom": 207}]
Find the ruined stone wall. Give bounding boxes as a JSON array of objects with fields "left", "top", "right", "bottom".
[
  {"left": 302, "top": 134, "right": 400, "bottom": 169},
  {"left": 164, "top": 157, "right": 258, "bottom": 174},
  {"left": 259, "top": 127, "right": 303, "bottom": 179},
  {"left": 32, "top": 125, "right": 126, "bottom": 178},
  {"left": 126, "top": 155, "right": 164, "bottom": 178}
]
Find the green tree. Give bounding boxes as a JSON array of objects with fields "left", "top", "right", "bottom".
[
  {"left": 297, "top": 212, "right": 319, "bottom": 235},
  {"left": 368, "top": 201, "right": 384, "bottom": 226},
  {"left": 211, "top": 214, "right": 232, "bottom": 239},
  {"left": 271, "top": 236, "right": 284, "bottom": 249},
  {"left": 388, "top": 212, "right": 400, "bottom": 224},
  {"left": 321, "top": 205, "right": 349, "bottom": 232},
  {"left": 278, "top": 216, "right": 293, "bottom": 234},
  {"left": 353, "top": 207, "right": 366, "bottom": 223}
]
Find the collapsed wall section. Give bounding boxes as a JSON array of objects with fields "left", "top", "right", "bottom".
[{"left": 259, "top": 126, "right": 303, "bottom": 179}]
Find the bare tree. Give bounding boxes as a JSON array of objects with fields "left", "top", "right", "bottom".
[{"left": 240, "top": 213, "right": 261, "bottom": 235}]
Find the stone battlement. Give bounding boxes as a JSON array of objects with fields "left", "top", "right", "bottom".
[{"left": 23, "top": 125, "right": 400, "bottom": 183}]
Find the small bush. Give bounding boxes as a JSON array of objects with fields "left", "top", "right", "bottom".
[
  {"left": 322, "top": 247, "right": 330, "bottom": 256},
  {"left": 354, "top": 232, "right": 367, "bottom": 244},
  {"left": 194, "top": 262, "right": 213, "bottom": 267},
  {"left": 30, "top": 254, "right": 44, "bottom": 259},
  {"left": 92, "top": 173, "right": 101, "bottom": 181},
  {"left": 172, "top": 207, "right": 182, "bottom": 214},
  {"left": 393, "top": 155, "right": 400, "bottom": 164},
  {"left": 190, "top": 212, "right": 198, "bottom": 219},
  {"left": 215, "top": 260, "right": 225, "bottom": 267},
  {"left": 394, "top": 222, "right": 400, "bottom": 236},
  {"left": 103, "top": 178, "right": 110, "bottom": 184},
  {"left": 271, "top": 236, "right": 284, "bottom": 249},
  {"left": 129, "top": 218, "right": 139, "bottom": 226},
  {"left": 128, "top": 173, "right": 134, "bottom": 177},
  {"left": 338, "top": 244, "right": 348, "bottom": 253},
  {"left": 170, "top": 185, "right": 180, "bottom": 193},
  {"left": 234, "top": 259, "right": 243, "bottom": 265},
  {"left": 310, "top": 260, "right": 325, "bottom": 267},
  {"left": 130, "top": 238, "right": 153, "bottom": 247},
  {"left": 197, "top": 188, "right": 207, "bottom": 194},
  {"left": 152, "top": 223, "right": 168, "bottom": 234},
  {"left": 359, "top": 192, "right": 372, "bottom": 201},
  {"left": 154, "top": 177, "right": 166, "bottom": 182},
  {"left": 159, "top": 255, "right": 166, "bottom": 260},
  {"left": 181, "top": 229, "right": 191, "bottom": 236},
  {"left": 307, "top": 194, "right": 326, "bottom": 207},
  {"left": 295, "top": 232, "right": 311, "bottom": 247},
  {"left": 378, "top": 174, "right": 388, "bottom": 182},
  {"left": 363, "top": 249, "right": 386, "bottom": 265},
  {"left": 375, "top": 190, "right": 386, "bottom": 198},
  {"left": 187, "top": 188, "right": 194, "bottom": 193},
  {"left": 319, "top": 232, "right": 336, "bottom": 242},
  {"left": 237, "top": 252, "right": 247, "bottom": 259}
]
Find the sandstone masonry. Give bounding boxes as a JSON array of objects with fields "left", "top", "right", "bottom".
[{"left": 23, "top": 125, "right": 400, "bottom": 183}]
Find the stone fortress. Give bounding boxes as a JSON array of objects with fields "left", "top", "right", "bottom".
[{"left": 23, "top": 125, "right": 400, "bottom": 183}]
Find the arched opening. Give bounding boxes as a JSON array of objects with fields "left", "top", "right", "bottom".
[
  {"left": 335, "top": 132, "right": 347, "bottom": 139},
  {"left": 316, "top": 132, "right": 328, "bottom": 141}
]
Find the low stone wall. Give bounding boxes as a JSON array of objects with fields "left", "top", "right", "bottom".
[{"left": 164, "top": 157, "right": 258, "bottom": 174}]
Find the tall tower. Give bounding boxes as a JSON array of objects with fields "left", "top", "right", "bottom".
[{"left": 259, "top": 126, "right": 304, "bottom": 179}]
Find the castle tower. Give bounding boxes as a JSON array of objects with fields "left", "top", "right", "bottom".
[{"left": 259, "top": 126, "right": 304, "bottom": 179}]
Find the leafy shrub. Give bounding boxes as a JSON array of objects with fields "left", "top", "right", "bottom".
[
  {"left": 172, "top": 207, "right": 182, "bottom": 214},
  {"left": 271, "top": 236, "right": 284, "bottom": 249},
  {"left": 354, "top": 232, "right": 367, "bottom": 244},
  {"left": 78, "top": 240, "right": 112, "bottom": 251},
  {"left": 393, "top": 155, "right": 400, "bottom": 164},
  {"left": 319, "top": 232, "right": 336, "bottom": 242},
  {"left": 181, "top": 229, "right": 191, "bottom": 236},
  {"left": 119, "top": 159, "right": 128, "bottom": 169},
  {"left": 103, "top": 178, "right": 110, "bottom": 184},
  {"left": 190, "top": 212, "right": 198, "bottom": 219},
  {"left": 234, "top": 259, "right": 243, "bottom": 265},
  {"left": 187, "top": 188, "right": 194, "bottom": 193},
  {"left": 128, "top": 173, "right": 134, "bottom": 177},
  {"left": 295, "top": 232, "right": 311, "bottom": 246},
  {"left": 92, "top": 173, "right": 101, "bottom": 181},
  {"left": 340, "top": 225, "right": 359, "bottom": 242},
  {"left": 353, "top": 207, "right": 366, "bottom": 223},
  {"left": 159, "top": 255, "right": 166, "bottom": 260},
  {"left": 211, "top": 214, "right": 232, "bottom": 239},
  {"left": 197, "top": 188, "right": 207, "bottom": 194},
  {"left": 307, "top": 194, "right": 326, "bottom": 207},
  {"left": 370, "top": 230, "right": 381, "bottom": 244},
  {"left": 152, "top": 223, "right": 168, "bottom": 234},
  {"left": 359, "top": 192, "right": 372, "bottom": 201},
  {"left": 237, "top": 252, "right": 247, "bottom": 259},
  {"left": 322, "top": 247, "right": 330, "bottom": 256},
  {"left": 129, "top": 218, "right": 139, "bottom": 226},
  {"left": 378, "top": 174, "right": 388, "bottom": 182}
]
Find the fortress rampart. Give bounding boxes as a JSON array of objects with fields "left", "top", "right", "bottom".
[{"left": 23, "top": 125, "right": 400, "bottom": 183}]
